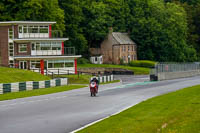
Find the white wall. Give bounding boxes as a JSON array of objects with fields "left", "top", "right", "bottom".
[{"left": 90, "top": 56, "right": 103, "bottom": 64}]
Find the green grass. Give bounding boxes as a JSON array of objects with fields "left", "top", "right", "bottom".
[
  {"left": 0, "top": 85, "right": 86, "bottom": 101},
  {"left": 0, "top": 67, "right": 50, "bottom": 83},
  {"left": 78, "top": 85, "right": 200, "bottom": 133},
  {"left": 78, "top": 64, "right": 150, "bottom": 75}
]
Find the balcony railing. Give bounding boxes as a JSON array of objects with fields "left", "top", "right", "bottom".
[
  {"left": 17, "top": 30, "right": 63, "bottom": 39},
  {"left": 31, "top": 47, "right": 75, "bottom": 56}
]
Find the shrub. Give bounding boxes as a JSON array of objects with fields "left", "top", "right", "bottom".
[
  {"left": 77, "top": 58, "right": 90, "bottom": 64},
  {"left": 128, "top": 60, "right": 156, "bottom": 68},
  {"left": 119, "top": 58, "right": 124, "bottom": 65}
]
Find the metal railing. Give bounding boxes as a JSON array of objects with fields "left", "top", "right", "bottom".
[
  {"left": 31, "top": 47, "right": 75, "bottom": 56},
  {"left": 151, "top": 62, "right": 200, "bottom": 75},
  {"left": 17, "top": 30, "right": 63, "bottom": 38}
]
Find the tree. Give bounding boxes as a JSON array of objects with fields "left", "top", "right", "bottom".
[
  {"left": 59, "top": 0, "right": 88, "bottom": 55},
  {"left": 128, "top": 0, "right": 197, "bottom": 62},
  {"left": 0, "top": 0, "right": 65, "bottom": 32},
  {"left": 165, "top": 0, "right": 200, "bottom": 59}
]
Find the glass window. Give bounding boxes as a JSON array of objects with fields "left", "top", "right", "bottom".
[
  {"left": 41, "top": 42, "right": 51, "bottom": 50},
  {"left": 18, "top": 26, "right": 22, "bottom": 33},
  {"left": 31, "top": 61, "right": 40, "bottom": 68},
  {"left": 52, "top": 42, "right": 61, "bottom": 50},
  {"left": 36, "top": 43, "right": 40, "bottom": 50},
  {"left": 65, "top": 62, "right": 73, "bottom": 67},
  {"left": 19, "top": 44, "right": 27, "bottom": 53},
  {"left": 32, "top": 26, "right": 38, "bottom": 33},
  {"left": 39, "top": 26, "right": 48, "bottom": 33},
  {"left": 32, "top": 43, "right": 35, "bottom": 50},
  {"left": 122, "top": 45, "right": 126, "bottom": 52},
  {"left": 128, "top": 46, "right": 130, "bottom": 51},
  {"left": 9, "top": 28, "right": 13, "bottom": 39},
  {"left": 54, "top": 62, "right": 64, "bottom": 68},
  {"left": 48, "top": 63, "right": 53, "bottom": 68},
  {"left": 28, "top": 26, "right": 33, "bottom": 33},
  {"left": 23, "top": 26, "right": 27, "bottom": 33}
]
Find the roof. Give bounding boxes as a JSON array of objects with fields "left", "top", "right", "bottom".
[
  {"left": 112, "top": 32, "right": 135, "bottom": 45},
  {"left": 0, "top": 21, "right": 56, "bottom": 25},
  {"left": 13, "top": 38, "right": 69, "bottom": 43},
  {"left": 14, "top": 55, "right": 82, "bottom": 60}
]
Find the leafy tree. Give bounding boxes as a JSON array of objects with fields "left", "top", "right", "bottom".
[
  {"left": 128, "top": 0, "right": 197, "bottom": 62},
  {"left": 81, "top": 1, "right": 114, "bottom": 48},
  {"left": 0, "top": 0, "right": 65, "bottom": 31},
  {"left": 59, "top": 0, "right": 87, "bottom": 55},
  {"left": 165, "top": 0, "right": 200, "bottom": 59}
]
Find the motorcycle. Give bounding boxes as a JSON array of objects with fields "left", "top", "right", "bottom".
[{"left": 90, "top": 81, "right": 98, "bottom": 97}]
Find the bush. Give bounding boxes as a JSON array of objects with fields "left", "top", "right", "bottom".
[
  {"left": 128, "top": 60, "right": 156, "bottom": 68},
  {"left": 77, "top": 58, "right": 90, "bottom": 64}
]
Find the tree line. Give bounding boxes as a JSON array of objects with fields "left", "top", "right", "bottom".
[{"left": 0, "top": 0, "right": 199, "bottom": 62}]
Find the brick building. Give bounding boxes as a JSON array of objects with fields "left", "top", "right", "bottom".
[
  {"left": 0, "top": 21, "right": 81, "bottom": 74},
  {"left": 91, "top": 31, "right": 137, "bottom": 64}
]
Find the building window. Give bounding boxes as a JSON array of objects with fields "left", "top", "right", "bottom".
[
  {"left": 128, "top": 46, "right": 130, "bottom": 51},
  {"left": 48, "top": 60, "right": 74, "bottom": 68},
  {"left": 31, "top": 61, "right": 40, "bottom": 68},
  {"left": 19, "top": 25, "right": 49, "bottom": 34},
  {"left": 32, "top": 43, "right": 35, "bottom": 50},
  {"left": 122, "top": 56, "right": 126, "bottom": 61},
  {"left": 41, "top": 42, "right": 51, "bottom": 50},
  {"left": 9, "top": 60, "right": 14, "bottom": 68},
  {"left": 65, "top": 62, "right": 73, "bottom": 67},
  {"left": 19, "top": 44, "right": 27, "bottom": 53},
  {"left": 23, "top": 26, "right": 27, "bottom": 33},
  {"left": 52, "top": 42, "right": 61, "bottom": 50},
  {"left": 31, "top": 42, "right": 61, "bottom": 51},
  {"left": 8, "top": 28, "right": 13, "bottom": 39},
  {"left": 9, "top": 43, "right": 14, "bottom": 56},
  {"left": 132, "top": 46, "right": 134, "bottom": 51},
  {"left": 18, "top": 26, "right": 22, "bottom": 33},
  {"left": 39, "top": 26, "right": 48, "bottom": 33},
  {"left": 122, "top": 45, "right": 126, "bottom": 52},
  {"left": 32, "top": 26, "right": 39, "bottom": 33}
]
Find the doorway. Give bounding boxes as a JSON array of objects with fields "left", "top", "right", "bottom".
[{"left": 19, "top": 61, "right": 27, "bottom": 69}]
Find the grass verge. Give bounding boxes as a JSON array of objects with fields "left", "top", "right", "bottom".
[
  {"left": 78, "top": 85, "right": 200, "bottom": 133},
  {"left": 78, "top": 64, "right": 150, "bottom": 75},
  {"left": 0, "top": 85, "right": 86, "bottom": 101},
  {"left": 0, "top": 67, "right": 50, "bottom": 83}
]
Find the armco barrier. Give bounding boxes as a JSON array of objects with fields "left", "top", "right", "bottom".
[
  {"left": 0, "top": 78, "right": 68, "bottom": 95},
  {"left": 157, "top": 70, "right": 200, "bottom": 81},
  {"left": 90, "top": 75, "right": 114, "bottom": 83}
]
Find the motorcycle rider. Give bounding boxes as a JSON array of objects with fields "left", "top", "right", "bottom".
[{"left": 90, "top": 77, "right": 99, "bottom": 93}]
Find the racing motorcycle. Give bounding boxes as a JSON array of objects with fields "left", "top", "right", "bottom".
[{"left": 89, "top": 81, "right": 98, "bottom": 97}]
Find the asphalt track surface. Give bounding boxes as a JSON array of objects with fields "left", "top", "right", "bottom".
[{"left": 0, "top": 75, "right": 200, "bottom": 133}]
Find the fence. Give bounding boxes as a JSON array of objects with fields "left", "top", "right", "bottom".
[
  {"left": 90, "top": 75, "right": 114, "bottom": 83},
  {"left": 150, "top": 62, "right": 200, "bottom": 81},
  {"left": 0, "top": 78, "right": 68, "bottom": 95}
]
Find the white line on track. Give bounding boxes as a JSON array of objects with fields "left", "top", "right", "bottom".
[{"left": 70, "top": 102, "right": 141, "bottom": 133}]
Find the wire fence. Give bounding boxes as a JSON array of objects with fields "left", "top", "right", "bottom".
[{"left": 151, "top": 62, "right": 200, "bottom": 75}]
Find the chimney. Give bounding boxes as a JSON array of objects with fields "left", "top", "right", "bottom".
[{"left": 109, "top": 27, "right": 113, "bottom": 33}]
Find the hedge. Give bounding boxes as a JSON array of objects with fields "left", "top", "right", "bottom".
[{"left": 128, "top": 60, "right": 156, "bottom": 68}]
